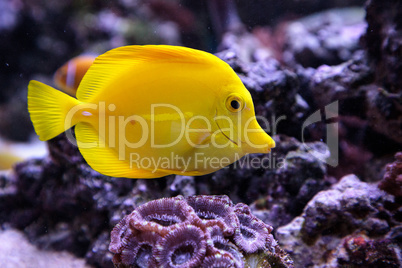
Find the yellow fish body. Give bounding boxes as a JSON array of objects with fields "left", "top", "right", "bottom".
[
  {"left": 28, "top": 45, "right": 275, "bottom": 178},
  {"left": 53, "top": 55, "right": 96, "bottom": 96}
]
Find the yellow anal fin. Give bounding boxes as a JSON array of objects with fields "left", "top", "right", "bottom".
[{"left": 75, "top": 122, "right": 168, "bottom": 178}]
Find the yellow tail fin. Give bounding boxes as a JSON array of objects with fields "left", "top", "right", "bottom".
[{"left": 28, "top": 80, "right": 81, "bottom": 141}]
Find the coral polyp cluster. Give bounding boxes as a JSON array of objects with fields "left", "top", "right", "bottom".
[{"left": 109, "top": 195, "right": 293, "bottom": 268}]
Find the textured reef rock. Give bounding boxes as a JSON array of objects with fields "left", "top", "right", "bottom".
[
  {"left": 297, "top": 51, "right": 401, "bottom": 178},
  {"left": 307, "top": 50, "right": 373, "bottom": 109},
  {"left": 290, "top": 0, "right": 402, "bottom": 150},
  {"left": 109, "top": 195, "right": 293, "bottom": 268},
  {"left": 283, "top": 7, "right": 366, "bottom": 68},
  {"left": 276, "top": 175, "right": 402, "bottom": 267},
  {"left": 279, "top": 7, "right": 401, "bottom": 179},
  {"left": 364, "top": 0, "right": 402, "bottom": 92},
  {"left": 234, "top": 0, "right": 366, "bottom": 28},
  {"left": 379, "top": 152, "right": 402, "bottom": 197},
  {"left": 362, "top": 0, "right": 402, "bottom": 145}
]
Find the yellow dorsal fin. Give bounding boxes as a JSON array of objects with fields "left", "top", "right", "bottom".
[
  {"left": 75, "top": 122, "right": 169, "bottom": 178},
  {"left": 76, "top": 45, "right": 230, "bottom": 102}
]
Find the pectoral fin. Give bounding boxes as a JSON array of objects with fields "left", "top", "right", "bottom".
[{"left": 186, "top": 118, "right": 212, "bottom": 147}]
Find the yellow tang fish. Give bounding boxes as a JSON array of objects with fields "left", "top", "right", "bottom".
[
  {"left": 53, "top": 55, "right": 96, "bottom": 96},
  {"left": 28, "top": 45, "right": 275, "bottom": 178}
]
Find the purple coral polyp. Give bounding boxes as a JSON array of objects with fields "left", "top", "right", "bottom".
[
  {"left": 120, "top": 232, "right": 160, "bottom": 267},
  {"left": 129, "top": 196, "right": 194, "bottom": 235},
  {"left": 186, "top": 195, "right": 239, "bottom": 235},
  {"left": 206, "top": 225, "right": 244, "bottom": 266},
  {"left": 109, "top": 215, "right": 130, "bottom": 253},
  {"left": 155, "top": 223, "right": 206, "bottom": 267},
  {"left": 201, "top": 253, "right": 237, "bottom": 267},
  {"left": 109, "top": 195, "right": 275, "bottom": 268},
  {"left": 233, "top": 203, "right": 273, "bottom": 253}
]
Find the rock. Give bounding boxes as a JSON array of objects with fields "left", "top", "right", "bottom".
[
  {"left": 378, "top": 152, "right": 402, "bottom": 197},
  {"left": 283, "top": 7, "right": 366, "bottom": 68},
  {"left": 276, "top": 175, "right": 401, "bottom": 267},
  {"left": 234, "top": 0, "right": 366, "bottom": 28},
  {"left": 363, "top": 0, "right": 402, "bottom": 92}
]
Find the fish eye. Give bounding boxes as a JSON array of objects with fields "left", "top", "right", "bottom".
[
  {"left": 226, "top": 94, "right": 244, "bottom": 113},
  {"left": 231, "top": 100, "right": 240, "bottom": 109}
]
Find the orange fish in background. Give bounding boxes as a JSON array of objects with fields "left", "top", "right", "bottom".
[{"left": 53, "top": 55, "right": 96, "bottom": 96}]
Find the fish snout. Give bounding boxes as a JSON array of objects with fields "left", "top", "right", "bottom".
[{"left": 243, "top": 119, "right": 275, "bottom": 154}]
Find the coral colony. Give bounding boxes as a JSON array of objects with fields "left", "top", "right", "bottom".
[{"left": 109, "top": 195, "right": 293, "bottom": 267}]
